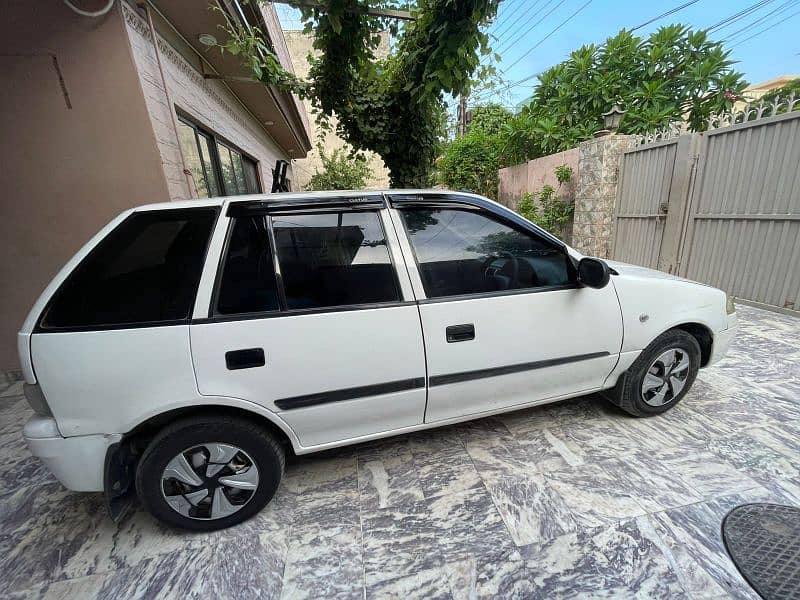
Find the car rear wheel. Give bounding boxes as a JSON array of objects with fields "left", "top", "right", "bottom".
[
  {"left": 135, "top": 415, "right": 285, "bottom": 531},
  {"left": 605, "top": 329, "right": 701, "bottom": 417}
]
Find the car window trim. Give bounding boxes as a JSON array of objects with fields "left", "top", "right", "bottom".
[
  {"left": 208, "top": 204, "right": 405, "bottom": 320},
  {"left": 227, "top": 196, "right": 386, "bottom": 217},
  {"left": 395, "top": 205, "right": 577, "bottom": 301},
  {"left": 193, "top": 300, "right": 419, "bottom": 325},
  {"left": 34, "top": 207, "right": 220, "bottom": 334}
]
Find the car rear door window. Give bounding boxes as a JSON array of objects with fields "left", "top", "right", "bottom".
[
  {"left": 41, "top": 208, "right": 216, "bottom": 329},
  {"left": 399, "top": 207, "right": 572, "bottom": 299},
  {"left": 216, "top": 216, "right": 280, "bottom": 315},
  {"left": 272, "top": 211, "right": 400, "bottom": 310}
]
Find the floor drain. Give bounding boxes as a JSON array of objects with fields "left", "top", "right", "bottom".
[{"left": 722, "top": 503, "right": 800, "bottom": 600}]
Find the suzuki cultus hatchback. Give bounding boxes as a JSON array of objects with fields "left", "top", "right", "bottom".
[{"left": 18, "top": 191, "right": 736, "bottom": 530}]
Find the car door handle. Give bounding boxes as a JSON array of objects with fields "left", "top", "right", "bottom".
[
  {"left": 225, "top": 348, "right": 265, "bottom": 370},
  {"left": 446, "top": 324, "right": 475, "bottom": 343}
]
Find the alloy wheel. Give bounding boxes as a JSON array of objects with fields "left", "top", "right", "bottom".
[
  {"left": 160, "top": 443, "right": 259, "bottom": 520},
  {"left": 641, "top": 348, "right": 691, "bottom": 407}
]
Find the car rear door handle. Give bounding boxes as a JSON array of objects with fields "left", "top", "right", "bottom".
[
  {"left": 225, "top": 348, "right": 265, "bottom": 370},
  {"left": 446, "top": 324, "right": 475, "bottom": 343}
]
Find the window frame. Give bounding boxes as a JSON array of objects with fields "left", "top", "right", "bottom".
[
  {"left": 35, "top": 207, "right": 220, "bottom": 333},
  {"left": 206, "top": 205, "right": 408, "bottom": 322},
  {"left": 176, "top": 112, "right": 262, "bottom": 197},
  {"left": 396, "top": 202, "right": 578, "bottom": 304}
]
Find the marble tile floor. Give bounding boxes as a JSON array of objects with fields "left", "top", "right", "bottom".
[{"left": 1, "top": 304, "right": 799, "bottom": 599}]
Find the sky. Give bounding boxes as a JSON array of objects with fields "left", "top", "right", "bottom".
[{"left": 275, "top": 0, "right": 800, "bottom": 110}]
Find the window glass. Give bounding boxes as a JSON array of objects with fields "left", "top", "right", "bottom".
[
  {"left": 216, "top": 217, "right": 280, "bottom": 315},
  {"left": 178, "top": 115, "right": 258, "bottom": 197},
  {"left": 272, "top": 211, "right": 399, "bottom": 309},
  {"left": 399, "top": 207, "right": 571, "bottom": 298},
  {"left": 243, "top": 158, "right": 260, "bottom": 193},
  {"left": 177, "top": 121, "right": 209, "bottom": 198},
  {"left": 197, "top": 133, "right": 221, "bottom": 196},
  {"left": 42, "top": 209, "right": 216, "bottom": 329},
  {"left": 217, "top": 143, "right": 238, "bottom": 195},
  {"left": 231, "top": 150, "right": 247, "bottom": 193}
]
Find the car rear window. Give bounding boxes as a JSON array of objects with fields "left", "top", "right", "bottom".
[
  {"left": 272, "top": 211, "right": 400, "bottom": 310},
  {"left": 40, "top": 208, "right": 217, "bottom": 330}
]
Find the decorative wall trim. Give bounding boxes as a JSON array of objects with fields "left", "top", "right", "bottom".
[
  {"left": 121, "top": 2, "right": 260, "bottom": 138},
  {"left": 708, "top": 94, "right": 799, "bottom": 130}
]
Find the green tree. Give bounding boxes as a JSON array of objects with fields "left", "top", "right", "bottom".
[
  {"left": 304, "top": 145, "right": 372, "bottom": 191},
  {"left": 437, "top": 129, "right": 502, "bottom": 199},
  {"left": 468, "top": 103, "right": 512, "bottom": 135},
  {"left": 222, "top": 0, "right": 501, "bottom": 187},
  {"left": 503, "top": 25, "right": 747, "bottom": 163}
]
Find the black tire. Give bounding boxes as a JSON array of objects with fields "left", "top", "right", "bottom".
[
  {"left": 135, "top": 415, "right": 285, "bottom": 531},
  {"left": 605, "top": 328, "right": 701, "bottom": 417}
]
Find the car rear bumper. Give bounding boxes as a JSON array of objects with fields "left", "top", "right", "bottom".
[
  {"left": 709, "top": 312, "right": 737, "bottom": 366},
  {"left": 23, "top": 416, "right": 120, "bottom": 492}
]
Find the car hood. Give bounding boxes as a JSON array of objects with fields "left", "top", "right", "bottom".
[{"left": 606, "top": 260, "right": 696, "bottom": 284}]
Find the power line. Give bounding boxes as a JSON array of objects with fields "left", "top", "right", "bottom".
[
  {"left": 724, "top": 0, "right": 800, "bottom": 42},
  {"left": 491, "top": 0, "right": 548, "bottom": 45},
  {"left": 707, "top": 0, "right": 776, "bottom": 31},
  {"left": 486, "top": 0, "right": 551, "bottom": 61},
  {"left": 630, "top": 0, "right": 702, "bottom": 31},
  {"left": 494, "top": 0, "right": 569, "bottom": 60},
  {"left": 730, "top": 5, "right": 800, "bottom": 44},
  {"left": 490, "top": 0, "right": 529, "bottom": 36},
  {"left": 500, "top": 0, "right": 595, "bottom": 75}
]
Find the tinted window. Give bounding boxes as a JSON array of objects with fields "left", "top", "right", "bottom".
[
  {"left": 272, "top": 211, "right": 399, "bottom": 309},
  {"left": 399, "top": 208, "right": 571, "bottom": 298},
  {"left": 42, "top": 209, "right": 216, "bottom": 329},
  {"left": 216, "top": 216, "right": 280, "bottom": 315}
]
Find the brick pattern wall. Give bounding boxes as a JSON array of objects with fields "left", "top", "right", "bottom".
[
  {"left": 572, "top": 135, "right": 639, "bottom": 258},
  {"left": 122, "top": 3, "right": 289, "bottom": 200}
]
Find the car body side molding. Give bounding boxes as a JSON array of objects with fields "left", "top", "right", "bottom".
[
  {"left": 429, "top": 352, "right": 612, "bottom": 387},
  {"left": 274, "top": 377, "right": 426, "bottom": 410}
]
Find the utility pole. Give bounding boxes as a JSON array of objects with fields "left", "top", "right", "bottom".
[{"left": 458, "top": 94, "right": 468, "bottom": 137}]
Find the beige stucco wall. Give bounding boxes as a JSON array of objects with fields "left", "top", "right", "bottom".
[
  {"left": 283, "top": 31, "right": 390, "bottom": 190},
  {"left": 0, "top": 1, "right": 170, "bottom": 369},
  {"left": 498, "top": 147, "right": 579, "bottom": 210},
  {"left": 122, "top": 2, "right": 291, "bottom": 197}
]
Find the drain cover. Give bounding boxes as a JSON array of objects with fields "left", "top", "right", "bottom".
[{"left": 722, "top": 503, "right": 800, "bottom": 600}]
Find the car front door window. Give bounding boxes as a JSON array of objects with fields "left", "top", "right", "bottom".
[{"left": 398, "top": 207, "right": 572, "bottom": 299}]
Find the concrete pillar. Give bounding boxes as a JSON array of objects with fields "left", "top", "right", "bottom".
[{"left": 572, "top": 134, "right": 638, "bottom": 258}]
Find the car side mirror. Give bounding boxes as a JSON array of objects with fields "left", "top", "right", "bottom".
[{"left": 577, "top": 257, "right": 610, "bottom": 289}]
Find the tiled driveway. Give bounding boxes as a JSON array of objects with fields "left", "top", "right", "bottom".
[{"left": 2, "top": 304, "right": 799, "bottom": 599}]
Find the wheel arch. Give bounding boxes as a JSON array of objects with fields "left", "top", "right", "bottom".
[
  {"left": 104, "top": 400, "right": 300, "bottom": 519},
  {"left": 669, "top": 322, "right": 714, "bottom": 367}
]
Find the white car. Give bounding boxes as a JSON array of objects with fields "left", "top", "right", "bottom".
[{"left": 18, "top": 191, "right": 736, "bottom": 530}]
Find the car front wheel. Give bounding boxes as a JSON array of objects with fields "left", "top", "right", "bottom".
[
  {"left": 135, "top": 415, "right": 285, "bottom": 531},
  {"left": 605, "top": 328, "right": 701, "bottom": 417}
]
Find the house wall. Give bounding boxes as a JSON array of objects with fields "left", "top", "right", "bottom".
[
  {"left": 283, "top": 31, "right": 390, "bottom": 190},
  {"left": 0, "top": 1, "right": 169, "bottom": 370},
  {"left": 121, "top": 2, "right": 291, "bottom": 197}
]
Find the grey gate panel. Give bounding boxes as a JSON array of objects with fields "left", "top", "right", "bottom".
[
  {"left": 679, "top": 112, "right": 800, "bottom": 312},
  {"left": 611, "top": 139, "right": 677, "bottom": 268}
]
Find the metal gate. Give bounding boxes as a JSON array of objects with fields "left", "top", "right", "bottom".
[
  {"left": 611, "top": 139, "right": 677, "bottom": 269},
  {"left": 612, "top": 109, "right": 800, "bottom": 314}
]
